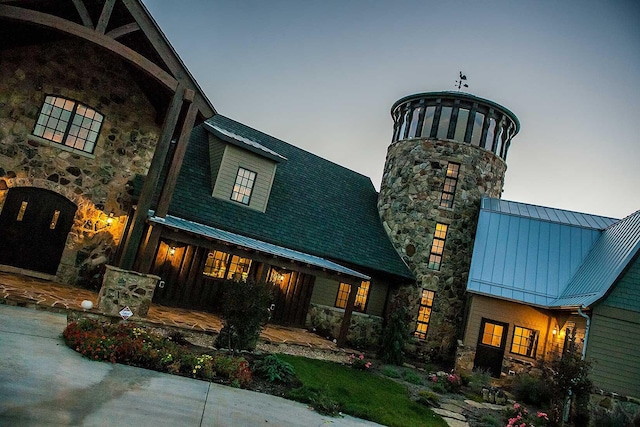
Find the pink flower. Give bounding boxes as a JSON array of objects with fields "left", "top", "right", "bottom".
[
  {"left": 513, "top": 403, "right": 521, "bottom": 410},
  {"left": 537, "top": 411, "right": 549, "bottom": 420},
  {"left": 430, "top": 375, "right": 438, "bottom": 382},
  {"left": 359, "top": 354, "right": 364, "bottom": 360},
  {"left": 365, "top": 362, "right": 371, "bottom": 368}
]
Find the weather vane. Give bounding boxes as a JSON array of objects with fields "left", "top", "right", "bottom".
[{"left": 455, "top": 71, "right": 468, "bottom": 91}]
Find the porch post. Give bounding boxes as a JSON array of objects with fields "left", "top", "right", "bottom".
[
  {"left": 337, "top": 279, "right": 361, "bottom": 347},
  {"left": 118, "top": 85, "right": 184, "bottom": 270}
]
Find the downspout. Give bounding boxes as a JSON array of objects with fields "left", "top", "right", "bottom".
[{"left": 577, "top": 306, "right": 590, "bottom": 360}]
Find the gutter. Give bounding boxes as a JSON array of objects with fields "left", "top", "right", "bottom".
[{"left": 577, "top": 306, "right": 591, "bottom": 360}]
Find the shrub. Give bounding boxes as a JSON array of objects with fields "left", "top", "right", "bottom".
[
  {"left": 479, "top": 414, "right": 501, "bottom": 427},
  {"left": 253, "top": 355, "right": 295, "bottom": 383},
  {"left": 382, "top": 367, "right": 400, "bottom": 378},
  {"left": 504, "top": 402, "right": 549, "bottom": 427},
  {"left": 544, "top": 329, "right": 592, "bottom": 426},
  {"left": 427, "top": 371, "right": 462, "bottom": 393},
  {"left": 378, "top": 289, "right": 412, "bottom": 365},
  {"left": 468, "top": 368, "right": 491, "bottom": 395},
  {"left": 512, "top": 373, "right": 551, "bottom": 407},
  {"left": 214, "top": 279, "right": 273, "bottom": 352},
  {"left": 348, "top": 353, "right": 372, "bottom": 370},
  {"left": 401, "top": 369, "right": 423, "bottom": 385}
]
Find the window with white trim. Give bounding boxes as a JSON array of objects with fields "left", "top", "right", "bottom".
[
  {"left": 230, "top": 167, "right": 256, "bottom": 205},
  {"left": 33, "top": 95, "right": 103, "bottom": 154}
]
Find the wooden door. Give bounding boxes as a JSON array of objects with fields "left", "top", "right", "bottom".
[
  {"left": 0, "top": 187, "right": 76, "bottom": 275},
  {"left": 270, "top": 270, "right": 315, "bottom": 326},
  {"left": 473, "top": 318, "right": 509, "bottom": 377}
]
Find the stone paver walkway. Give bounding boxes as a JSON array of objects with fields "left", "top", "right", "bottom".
[
  {"left": 0, "top": 270, "right": 342, "bottom": 355},
  {"left": 433, "top": 397, "right": 507, "bottom": 427}
]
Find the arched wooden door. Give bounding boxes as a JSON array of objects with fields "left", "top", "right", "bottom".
[{"left": 0, "top": 187, "right": 77, "bottom": 275}]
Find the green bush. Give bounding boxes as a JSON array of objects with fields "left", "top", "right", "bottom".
[
  {"left": 479, "top": 414, "right": 501, "bottom": 427},
  {"left": 401, "top": 369, "right": 423, "bottom": 385},
  {"left": 430, "top": 381, "right": 447, "bottom": 394},
  {"left": 468, "top": 368, "right": 492, "bottom": 395},
  {"left": 378, "top": 289, "right": 412, "bottom": 365},
  {"left": 382, "top": 367, "right": 400, "bottom": 378},
  {"left": 253, "top": 355, "right": 295, "bottom": 383},
  {"left": 214, "top": 279, "right": 273, "bottom": 351},
  {"left": 512, "top": 373, "right": 551, "bottom": 407}
]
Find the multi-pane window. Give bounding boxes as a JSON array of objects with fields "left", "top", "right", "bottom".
[
  {"left": 230, "top": 167, "right": 256, "bottom": 205},
  {"left": 414, "top": 289, "right": 435, "bottom": 340},
  {"left": 33, "top": 95, "right": 103, "bottom": 154},
  {"left": 334, "top": 281, "right": 370, "bottom": 312},
  {"left": 481, "top": 321, "right": 505, "bottom": 347},
  {"left": 439, "top": 162, "right": 460, "bottom": 208},
  {"left": 428, "top": 223, "right": 448, "bottom": 270},
  {"left": 511, "top": 326, "right": 539, "bottom": 358},
  {"left": 203, "top": 250, "right": 252, "bottom": 281}
]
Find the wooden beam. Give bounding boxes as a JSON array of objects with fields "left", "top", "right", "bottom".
[
  {"left": 121, "top": 0, "right": 215, "bottom": 117},
  {"left": 0, "top": 5, "right": 178, "bottom": 91},
  {"left": 71, "top": 0, "right": 93, "bottom": 28},
  {"left": 95, "top": 0, "right": 116, "bottom": 34},
  {"left": 155, "top": 100, "right": 198, "bottom": 218},
  {"left": 119, "top": 85, "right": 184, "bottom": 270},
  {"left": 136, "top": 225, "right": 162, "bottom": 272},
  {"left": 105, "top": 22, "right": 140, "bottom": 39},
  {"left": 337, "top": 279, "right": 361, "bottom": 347}
]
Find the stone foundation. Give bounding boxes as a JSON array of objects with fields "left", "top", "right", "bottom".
[
  {"left": 97, "top": 265, "right": 159, "bottom": 318},
  {"left": 306, "top": 303, "right": 383, "bottom": 349}
]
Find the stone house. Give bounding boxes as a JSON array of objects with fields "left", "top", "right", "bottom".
[
  {"left": 0, "top": 0, "right": 214, "bottom": 286},
  {"left": 457, "top": 197, "right": 640, "bottom": 398}
]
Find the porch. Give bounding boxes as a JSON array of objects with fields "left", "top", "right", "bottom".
[{"left": 0, "top": 271, "right": 349, "bottom": 361}]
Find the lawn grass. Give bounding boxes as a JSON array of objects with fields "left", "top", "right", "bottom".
[{"left": 279, "top": 354, "right": 448, "bottom": 427}]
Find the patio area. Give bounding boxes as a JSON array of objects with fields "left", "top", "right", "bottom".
[{"left": 0, "top": 270, "right": 343, "bottom": 358}]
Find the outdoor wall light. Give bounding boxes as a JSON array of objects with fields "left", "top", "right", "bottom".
[
  {"left": 552, "top": 326, "right": 558, "bottom": 335},
  {"left": 169, "top": 246, "right": 176, "bottom": 256},
  {"left": 106, "top": 211, "right": 114, "bottom": 225}
]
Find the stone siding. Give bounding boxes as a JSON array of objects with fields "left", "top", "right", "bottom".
[
  {"left": 378, "top": 137, "right": 506, "bottom": 362},
  {"left": 0, "top": 39, "right": 161, "bottom": 283},
  {"left": 306, "top": 303, "right": 383, "bottom": 349},
  {"left": 97, "top": 265, "right": 160, "bottom": 318}
]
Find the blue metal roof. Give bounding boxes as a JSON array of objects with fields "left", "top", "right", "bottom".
[
  {"left": 481, "top": 198, "right": 617, "bottom": 230},
  {"left": 148, "top": 213, "right": 370, "bottom": 281},
  {"left": 550, "top": 209, "right": 640, "bottom": 308},
  {"left": 467, "top": 198, "right": 638, "bottom": 309}
]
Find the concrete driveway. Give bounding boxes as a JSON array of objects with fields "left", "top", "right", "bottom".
[{"left": 0, "top": 304, "right": 380, "bottom": 426}]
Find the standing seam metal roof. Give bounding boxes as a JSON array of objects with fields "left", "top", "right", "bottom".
[{"left": 467, "top": 197, "right": 638, "bottom": 309}]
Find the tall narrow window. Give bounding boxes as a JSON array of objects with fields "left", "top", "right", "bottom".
[
  {"left": 436, "top": 106, "right": 452, "bottom": 139},
  {"left": 334, "top": 281, "right": 370, "bottom": 312},
  {"left": 231, "top": 167, "right": 256, "bottom": 205},
  {"left": 439, "top": 162, "right": 460, "bottom": 208},
  {"left": 470, "top": 112, "right": 485, "bottom": 146},
  {"left": 428, "top": 223, "right": 448, "bottom": 270},
  {"left": 33, "top": 95, "right": 103, "bottom": 154},
  {"left": 414, "top": 289, "right": 435, "bottom": 339},
  {"left": 407, "top": 107, "right": 422, "bottom": 138},
  {"left": 511, "top": 326, "right": 539, "bottom": 358},
  {"left": 454, "top": 108, "right": 469, "bottom": 141},
  {"left": 421, "top": 106, "right": 436, "bottom": 137}
]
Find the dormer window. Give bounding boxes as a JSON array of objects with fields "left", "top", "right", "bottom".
[
  {"left": 230, "top": 167, "right": 256, "bottom": 205},
  {"left": 33, "top": 95, "right": 103, "bottom": 154}
]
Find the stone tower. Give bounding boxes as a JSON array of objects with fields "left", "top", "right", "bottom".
[{"left": 378, "top": 91, "right": 519, "bottom": 362}]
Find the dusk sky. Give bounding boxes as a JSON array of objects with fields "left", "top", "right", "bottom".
[{"left": 144, "top": 0, "right": 639, "bottom": 219}]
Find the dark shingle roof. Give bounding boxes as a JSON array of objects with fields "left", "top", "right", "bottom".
[{"left": 165, "top": 115, "right": 413, "bottom": 280}]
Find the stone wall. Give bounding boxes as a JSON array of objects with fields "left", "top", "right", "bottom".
[
  {"left": 0, "top": 39, "right": 161, "bottom": 283},
  {"left": 378, "top": 137, "right": 506, "bottom": 363},
  {"left": 97, "top": 265, "right": 160, "bottom": 318},
  {"left": 306, "top": 303, "right": 383, "bottom": 349}
]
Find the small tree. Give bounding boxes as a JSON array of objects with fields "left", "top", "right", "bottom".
[
  {"left": 378, "top": 289, "right": 413, "bottom": 365},
  {"left": 214, "top": 279, "right": 273, "bottom": 352},
  {"left": 545, "top": 328, "right": 592, "bottom": 426}
]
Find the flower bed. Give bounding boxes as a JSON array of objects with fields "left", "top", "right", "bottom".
[{"left": 63, "top": 319, "right": 252, "bottom": 387}]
